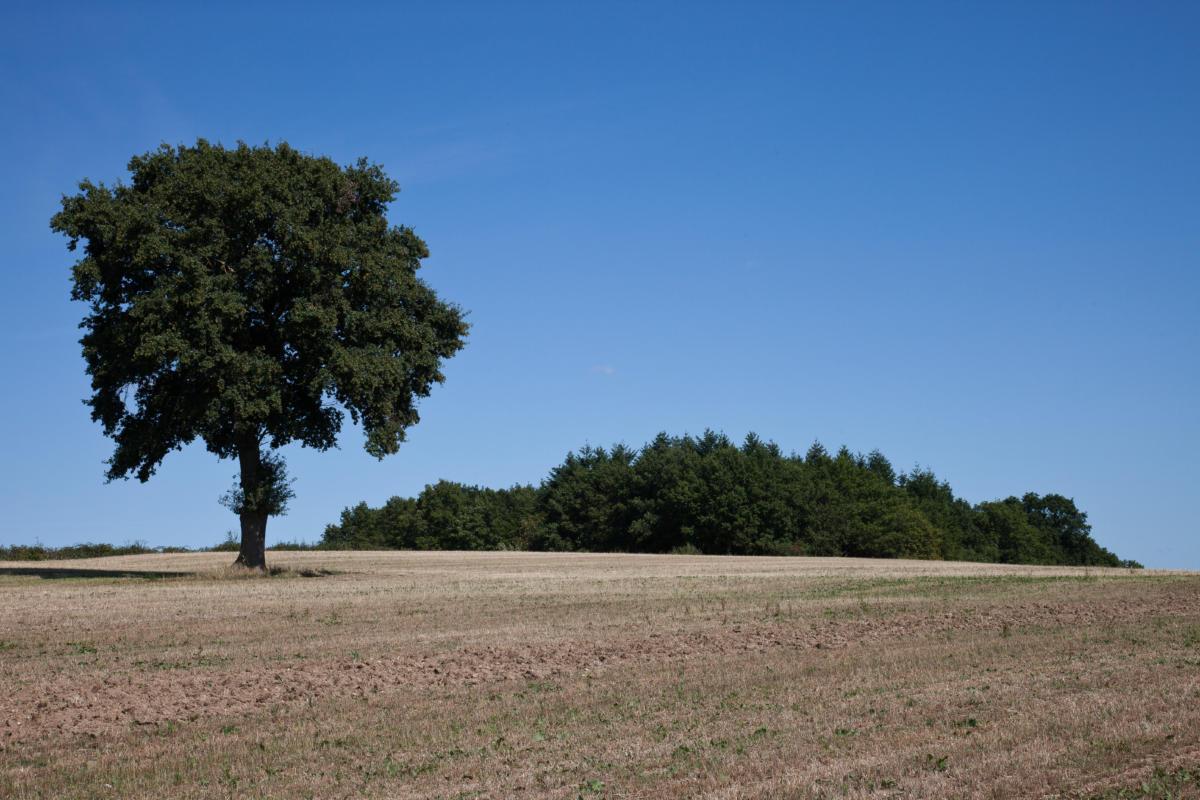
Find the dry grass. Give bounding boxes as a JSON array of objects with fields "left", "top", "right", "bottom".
[{"left": 1, "top": 551, "right": 1197, "bottom": 799}]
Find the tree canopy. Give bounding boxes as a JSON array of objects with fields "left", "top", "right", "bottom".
[
  {"left": 322, "top": 431, "right": 1138, "bottom": 568},
  {"left": 53, "top": 140, "right": 468, "bottom": 568}
]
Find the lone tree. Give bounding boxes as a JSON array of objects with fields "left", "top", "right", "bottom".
[{"left": 52, "top": 140, "right": 468, "bottom": 569}]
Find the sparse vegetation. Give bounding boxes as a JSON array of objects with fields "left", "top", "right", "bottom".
[
  {"left": 0, "top": 537, "right": 320, "bottom": 561},
  {"left": 0, "top": 551, "right": 1194, "bottom": 799},
  {"left": 0, "top": 542, "right": 162, "bottom": 561},
  {"left": 1080, "top": 766, "right": 1200, "bottom": 799}
]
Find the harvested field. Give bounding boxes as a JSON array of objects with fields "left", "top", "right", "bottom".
[{"left": 1, "top": 551, "right": 1198, "bottom": 799}]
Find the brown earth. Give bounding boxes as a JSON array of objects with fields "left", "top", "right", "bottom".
[{"left": 1, "top": 551, "right": 1198, "bottom": 799}]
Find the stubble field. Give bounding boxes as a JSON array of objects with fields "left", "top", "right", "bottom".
[{"left": 1, "top": 551, "right": 1198, "bottom": 799}]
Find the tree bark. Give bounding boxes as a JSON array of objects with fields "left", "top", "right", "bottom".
[
  {"left": 234, "top": 443, "right": 268, "bottom": 570},
  {"left": 236, "top": 510, "right": 268, "bottom": 570}
]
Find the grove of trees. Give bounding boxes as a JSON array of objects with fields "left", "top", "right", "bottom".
[{"left": 323, "top": 431, "right": 1138, "bottom": 567}]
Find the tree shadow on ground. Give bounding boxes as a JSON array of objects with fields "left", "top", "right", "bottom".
[{"left": 0, "top": 567, "right": 192, "bottom": 580}]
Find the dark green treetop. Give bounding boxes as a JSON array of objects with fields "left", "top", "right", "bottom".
[{"left": 52, "top": 140, "right": 468, "bottom": 566}]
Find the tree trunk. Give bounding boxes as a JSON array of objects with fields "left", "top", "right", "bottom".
[
  {"left": 236, "top": 510, "right": 268, "bottom": 570},
  {"left": 234, "top": 443, "right": 268, "bottom": 570}
]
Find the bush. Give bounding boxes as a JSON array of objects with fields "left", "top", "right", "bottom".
[
  {"left": 209, "top": 532, "right": 241, "bottom": 552},
  {"left": 1, "top": 541, "right": 165, "bottom": 560},
  {"left": 270, "top": 540, "right": 321, "bottom": 551}
]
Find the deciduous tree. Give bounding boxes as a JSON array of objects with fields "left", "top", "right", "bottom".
[{"left": 53, "top": 140, "right": 468, "bottom": 569}]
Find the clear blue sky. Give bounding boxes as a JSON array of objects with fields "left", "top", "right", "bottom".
[{"left": 1, "top": 2, "right": 1196, "bottom": 567}]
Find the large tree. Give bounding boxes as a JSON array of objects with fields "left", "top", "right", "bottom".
[{"left": 52, "top": 140, "right": 468, "bottom": 569}]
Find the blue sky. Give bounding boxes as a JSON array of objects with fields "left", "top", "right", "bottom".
[{"left": 1, "top": 2, "right": 1196, "bottom": 567}]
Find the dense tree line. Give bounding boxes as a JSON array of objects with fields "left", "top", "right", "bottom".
[{"left": 321, "top": 432, "right": 1139, "bottom": 567}]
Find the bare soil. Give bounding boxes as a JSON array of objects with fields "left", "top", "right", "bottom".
[{"left": 1, "top": 551, "right": 1197, "bottom": 798}]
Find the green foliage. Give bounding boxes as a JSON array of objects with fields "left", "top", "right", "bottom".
[
  {"left": 219, "top": 451, "right": 295, "bottom": 516},
  {"left": 269, "top": 540, "right": 322, "bottom": 551},
  {"left": 322, "top": 482, "right": 540, "bottom": 551},
  {"left": 0, "top": 542, "right": 158, "bottom": 560},
  {"left": 321, "top": 430, "right": 1131, "bottom": 567},
  {"left": 0, "top": 537, "right": 322, "bottom": 560},
  {"left": 52, "top": 140, "right": 467, "bottom": 565},
  {"left": 900, "top": 467, "right": 992, "bottom": 561},
  {"left": 537, "top": 444, "right": 638, "bottom": 552},
  {"left": 210, "top": 532, "right": 242, "bottom": 552},
  {"left": 1087, "top": 765, "right": 1200, "bottom": 799},
  {"left": 1020, "top": 492, "right": 1121, "bottom": 566},
  {"left": 975, "top": 498, "right": 1056, "bottom": 564}
]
